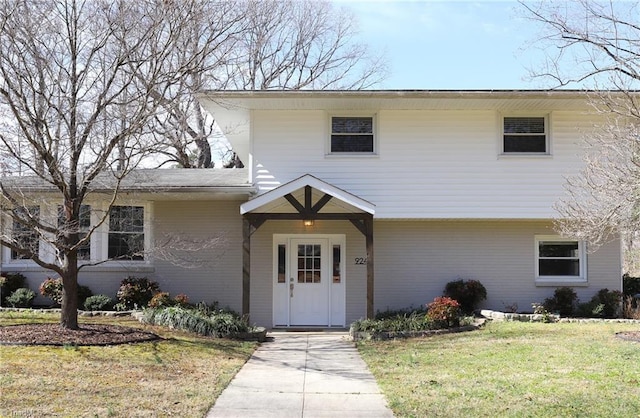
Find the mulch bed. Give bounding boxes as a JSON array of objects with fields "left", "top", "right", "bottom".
[
  {"left": 0, "top": 323, "right": 160, "bottom": 346},
  {"left": 616, "top": 331, "right": 640, "bottom": 343}
]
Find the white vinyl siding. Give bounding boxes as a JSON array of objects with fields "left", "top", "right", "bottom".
[
  {"left": 152, "top": 200, "right": 244, "bottom": 314},
  {"left": 242, "top": 219, "right": 620, "bottom": 327},
  {"left": 374, "top": 220, "right": 619, "bottom": 314},
  {"left": 251, "top": 109, "right": 597, "bottom": 219}
]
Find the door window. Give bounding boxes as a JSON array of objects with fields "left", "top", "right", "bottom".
[{"left": 297, "top": 244, "right": 321, "bottom": 283}]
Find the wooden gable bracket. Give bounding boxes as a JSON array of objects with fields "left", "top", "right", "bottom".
[{"left": 283, "top": 185, "right": 333, "bottom": 219}]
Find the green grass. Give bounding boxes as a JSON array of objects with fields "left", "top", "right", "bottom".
[
  {"left": 0, "top": 311, "right": 257, "bottom": 417},
  {"left": 358, "top": 321, "right": 640, "bottom": 418}
]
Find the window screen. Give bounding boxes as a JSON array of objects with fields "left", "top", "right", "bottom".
[
  {"left": 331, "top": 117, "right": 374, "bottom": 153},
  {"left": 503, "top": 117, "right": 546, "bottom": 153}
]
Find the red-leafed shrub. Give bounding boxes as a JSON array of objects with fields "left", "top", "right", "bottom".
[
  {"left": 149, "top": 292, "right": 173, "bottom": 308},
  {"left": 148, "top": 292, "right": 190, "bottom": 308},
  {"left": 40, "top": 277, "right": 64, "bottom": 305},
  {"left": 174, "top": 293, "right": 190, "bottom": 306},
  {"left": 426, "top": 296, "right": 461, "bottom": 327}
]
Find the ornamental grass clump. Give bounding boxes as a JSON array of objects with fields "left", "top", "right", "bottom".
[
  {"left": 143, "top": 306, "right": 249, "bottom": 338},
  {"left": 350, "top": 301, "right": 468, "bottom": 336},
  {"left": 350, "top": 312, "right": 435, "bottom": 334}
]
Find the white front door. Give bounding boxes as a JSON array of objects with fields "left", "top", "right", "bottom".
[{"left": 289, "top": 238, "right": 330, "bottom": 326}]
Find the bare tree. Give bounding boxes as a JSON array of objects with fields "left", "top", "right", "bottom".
[
  {"left": 155, "top": 0, "right": 388, "bottom": 168},
  {"left": 552, "top": 93, "right": 640, "bottom": 248},
  {"left": 0, "top": 0, "right": 242, "bottom": 329},
  {"left": 522, "top": 1, "right": 640, "bottom": 255},
  {"left": 144, "top": 1, "right": 245, "bottom": 169},
  {"left": 227, "top": 0, "right": 387, "bottom": 90}
]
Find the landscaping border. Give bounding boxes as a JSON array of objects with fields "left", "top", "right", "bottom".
[
  {"left": 481, "top": 309, "right": 640, "bottom": 323},
  {"left": 349, "top": 321, "right": 485, "bottom": 341}
]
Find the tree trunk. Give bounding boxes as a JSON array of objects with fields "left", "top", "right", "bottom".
[{"left": 60, "top": 253, "right": 79, "bottom": 329}]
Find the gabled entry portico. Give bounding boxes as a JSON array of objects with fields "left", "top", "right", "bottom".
[{"left": 240, "top": 174, "right": 375, "bottom": 326}]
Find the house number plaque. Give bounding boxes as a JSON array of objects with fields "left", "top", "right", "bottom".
[{"left": 354, "top": 257, "right": 368, "bottom": 265}]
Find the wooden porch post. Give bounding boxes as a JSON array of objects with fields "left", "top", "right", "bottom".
[
  {"left": 242, "top": 218, "right": 251, "bottom": 319},
  {"left": 365, "top": 215, "right": 374, "bottom": 319}
]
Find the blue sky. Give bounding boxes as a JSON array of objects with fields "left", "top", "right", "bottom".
[{"left": 336, "top": 0, "right": 547, "bottom": 89}]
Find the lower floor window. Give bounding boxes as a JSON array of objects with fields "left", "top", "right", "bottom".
[
  {"left": 11, "top": 206, "right": 40, "bottom": 260},
  {"left": 108, "top": 206, "right": 145, "bottom": 260},
  {"left": 536, "top": 236, "right": 585, "bottom": 280}
]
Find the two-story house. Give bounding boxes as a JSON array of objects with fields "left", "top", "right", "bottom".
[{"left": 1, "top": 90, "right": 622, "bottom": 328}]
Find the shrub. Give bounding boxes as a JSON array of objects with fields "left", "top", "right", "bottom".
[
  {"left": 116, "top": 276, "right": 160, "bottom": 310},
  {"left": 174, "top": 293, "right": 190, "bottom": 307},
  {"left": 531, "top": 303, "right": 555, "bottom": 323},
  {"left": 84, "top": 295, "right": 115, "bottom": 311},
  {"left": 590, "top": 289, "right": 623, "bottom": 318},
  {"left": 623, "top": 296, "right": 640, "bottom": 319},
  {"left": 502, "top": 302, "right": 519, "bottom": 313},
  {"left": 623, "top": 274, "right": 640, "bottom": 297},
  {"left": 426, "top": 296, "right": 461, "bottom": 327},
  {"left": 149, "top": 292, "right": 173, "bottom": 308},
  {"left": 6, "top": 288, "right": 36, "bottom": 308},
  {"left": 143, "top": 306, "right": 249, "bottom": 338},
  {"left": 443, "top": 279, "right": 487, "bottom": 314},
  {"left": 39, "top": 277, "right": 93, "bottom": 307},
  {"left": 543, "top": 287, "right": 578, "bottom": 316},
  {"left": 77, "top": 284, "right": 93, "bottom": 307},
  {"left": 148, "top": 292, "right": 190, "bottom": 308},
  {"left": 39, "top": 277, "right": 63, "bottom": 305},
  {"left": 1, "top": 273, "right": 26, "bottom": 306}
]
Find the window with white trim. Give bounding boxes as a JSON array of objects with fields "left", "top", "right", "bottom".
[
  {"left": 535, "top": 236, "right": 586, "bottom": 281},
  {"left": 58, "top": 205, "right": 91, "bottom": 261},
  {"left": 108, "top": 205, "right": 145, "bottom": 260},
  {"left": 11, "top": 206, "right": 40, "bottom": 260},
  {"left": 503, "top": 116, "right": 548, "bottom": 154},
  {"left": 330, "top": 116, "right": 375, "bottom": 153}
]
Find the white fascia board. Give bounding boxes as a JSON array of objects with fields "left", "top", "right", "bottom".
[{"left": 240, "top": 174, "right": 375, "bottom": 215}]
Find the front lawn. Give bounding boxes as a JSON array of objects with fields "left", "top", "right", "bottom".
[
  {"left": 358, "top": 321, "right": 640, "bottom": 418},
  {"left": 0, "top": 311, "right": 256, "bottom": 417}
]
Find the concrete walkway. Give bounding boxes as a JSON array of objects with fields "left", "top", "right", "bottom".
[{"left": 206, "top": 332, "right": 395, "bottom": 418}]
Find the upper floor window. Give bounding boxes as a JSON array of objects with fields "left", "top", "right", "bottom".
[
  {"left": 58, "top": 205, "right": 91, "bottom": 261},
  {"left": 330, "top": 116, "right": 374, "bottom": 153},
  {"left": 108, "top": 205, "right": 144, "bottom": 260},
  {"left": 535, "top": 236, "right": 586, "bottom": 282},
  {"left": 11, "top": 206, "right": 39, "bottom": 260},
  {"left": 503, "top": 116, "right": 547, "bottom": 154}
]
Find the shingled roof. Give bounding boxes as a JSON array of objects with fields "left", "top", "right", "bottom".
[{"left": 1, "top": 168, "right": 253, "bottom": 195}]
